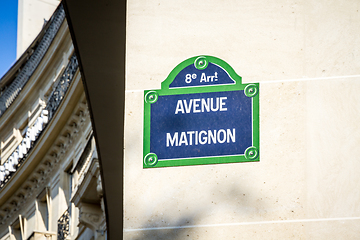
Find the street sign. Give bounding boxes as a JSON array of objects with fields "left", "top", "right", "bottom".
[{"left": 143, "top": 56, "right": 259, "bottom": 168}]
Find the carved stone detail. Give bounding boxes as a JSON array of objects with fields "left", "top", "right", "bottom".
[
  {"left": 96, "top": 174, "right": 103, "bottom": 197},
  {"left": 0, "top": 5, "right": 65, "bottom": 116},
  {"left": 96, "top": 174, "right": 106, "bottom": 223},
  {"left": 78, "top": 203, "right": 105, "bottom": 240},
  {"left": 0, "top": 96, "right": 91, "bottom": 231}
]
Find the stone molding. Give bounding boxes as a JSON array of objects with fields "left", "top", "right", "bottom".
[
  {"left": 78, "top": 202, "right": 106, "bottom": 240},
  {"left": 0, "top": 4, "right": 66, "bottom": 116},
  {"left": 0, "top": 53, "right": 78, "bottom": 189},
  {"left": 0, "top": 90, "right": 91, "bottom": 231},
  {"left": 71, "top": 156, "right": 107, "bottom": 239},
  {"left": 78, "top": 203, "right": 103, "bottom": 231}
]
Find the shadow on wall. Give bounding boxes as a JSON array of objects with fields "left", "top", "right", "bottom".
[
  {"left": 127, "top": 176, "right": 266, "bottom": 240},
  {"left": 130, "top": 216, "right": 196, "bottom": 240}
]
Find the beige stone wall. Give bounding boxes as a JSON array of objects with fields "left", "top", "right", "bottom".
[
  {"left": 125, "top": 0, "right": 360, "bottom": 239},
  {"left": 17, "top": 0, "right": 59, "bottom": 58}
]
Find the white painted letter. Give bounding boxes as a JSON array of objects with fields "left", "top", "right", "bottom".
[
  {"left": 201, "top": 98, "right": 210, "bottom": 112},
  {"left": 166, "top": 132, "right": 178, "bottom": 147},
  {"left": 217, "top": 129, "right": 226, "bottom": 143},
  {"left": 210, "top": 97, "right": 219, "bottom": 111},
  {"left": 187, "top": 131, "right": 195, "bottom": 145},
  {"left": 199, "top": 130, "right": 207, "bottom": 145},
  {"left": 175, "top": 100, "right": 184, "bottom": 114},
  {"left": 193, "top": 99, "right": 200, "bottom": 113},
  {"left": 184, "top": 99, "right": 193, "bottom": 113},
  {"left": 220, "top": 97, "right": 227, "bottom": 111},
  {"left": 208, "top": 129, "right": 217, "bottom": 144},
  {"left": 179, "top": 132, "right": 188, "bottom": 146},
  {"left": 227, "top": 128, "right": 236, "bottom": 143},
  {"left": 200, "top": 73, "right": 207, "bottom": 82}
]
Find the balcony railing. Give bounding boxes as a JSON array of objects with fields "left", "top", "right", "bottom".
[
  {"left": 57, "top": 207, "right": 70, "bottom": 240},
  {"left": 0, "top": 4, "right": 66, "bottom": 117},
  {"left": 0, "top": 53, "right": 78, "bottom": 189}
]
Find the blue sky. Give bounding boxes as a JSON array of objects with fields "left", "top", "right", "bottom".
[{"left": 0, "top": 0, "right": 18, "bottom": 79}]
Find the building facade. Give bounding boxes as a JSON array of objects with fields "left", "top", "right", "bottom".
[
  {"left": 1, "top": 0, "right": 360, "bottom": 239},
  {"left": 122, "top": 0, "right": 360, "bottom": 239},
  {"left": 0, "top": 4, "right": 105, "bottom": 240}
]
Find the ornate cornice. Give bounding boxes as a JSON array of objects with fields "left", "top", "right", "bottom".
[
  {"left": 72, "top": 158, "right": 101, "bottom": 207},
  {"left": 0, "top": 54, "right": 78, "bottom": 189},
  {"left": 78, "top": 202, "right": 106, "bottom": 239},
  {"left": 78, "top": 203, "right": 103, "bottom": 230},
  {"left": 0, "top": 4, "right": 66, "bottom": 117},
  {"left": 0, "top": 90, "right": 91, "bottom": 230}
]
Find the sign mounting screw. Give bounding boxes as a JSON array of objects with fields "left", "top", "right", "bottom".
[
  {"left": 244, "top": 84, "right": 259, "bottom": 97},
  {"left": 145, "top": 91, "right": 159, "bottom": 104},
  {"left": 144, "top": 153, "right": 158, "bottom": 166},
  {"left": 194, "top": 56, "right": 209, "bottom": 70}
]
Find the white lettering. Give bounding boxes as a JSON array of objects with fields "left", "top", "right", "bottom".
[
  {"left": 185, "top": 74, "right": 192, "bottom": 83},
  {"left": 199, "top": 73, "right": 218, "bottom": 83},
  {"left": 179, "top": 132, "right": 188, "bottom": 146},
  {"left": 201, "top": 98, "right": 210, "bottom": 112},
  {"left": 166, "top": 129, "right": 236, "bottom": 147},
  {"left": 166, "top": 132, "right": 178, "bottom": 147},
  {"left": 187, "top": 131, "right": 195, "bottom": 145},
  {"left": 175, "top": 100, "right": 184, "bottom": 114},
  {"left": 175, "top": 97, "right": 227, "bottom": 114},
  {"left": 184, "top": 99, "right": 193, "bottom": 113},
  {"left": 217, "top": 129, "right": 226, "bottom": 143},
  {"left": 199, "top": 130, "right": 207, "bottom": 144},
  {"left": 227, "top": 128, "right": 236, "bottom": 143},
  {"left": 220, "top": 97, "right": 227, "bottom": 111},
  {"left": 208, "top": 130, "right": 216, "bottom": 144},
  {"left": 193, "top": 99, "right": 200, "bottom": 113},
  {"left": 210, "top": 97, "right": 219, "bottom": 111},
  {"left": 200, "top": 73, "right": 207, "bottom": 82}
]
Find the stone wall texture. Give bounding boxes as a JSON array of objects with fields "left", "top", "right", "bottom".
[{"left": 124, "top": 0, "right": 360, "bottom": 239}]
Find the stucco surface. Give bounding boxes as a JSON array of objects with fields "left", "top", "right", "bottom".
[
  {"left": 17, "top": 0, "right": 59, "bottom": 57},
  {"left": 124, "top": 0, "right": 360, "bottom": 239}
]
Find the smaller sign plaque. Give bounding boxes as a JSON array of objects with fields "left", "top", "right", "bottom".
[{"left": 144, "top": 56, "right": 259, "bottom": 168}]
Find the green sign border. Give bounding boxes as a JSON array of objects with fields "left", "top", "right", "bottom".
[{"left": 143, "top": 56, "right": 259, "bottom": 168}]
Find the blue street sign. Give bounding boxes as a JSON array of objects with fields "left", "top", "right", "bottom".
[{"left": 144, "top": 56, "right": 259, "bottom": 168}]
